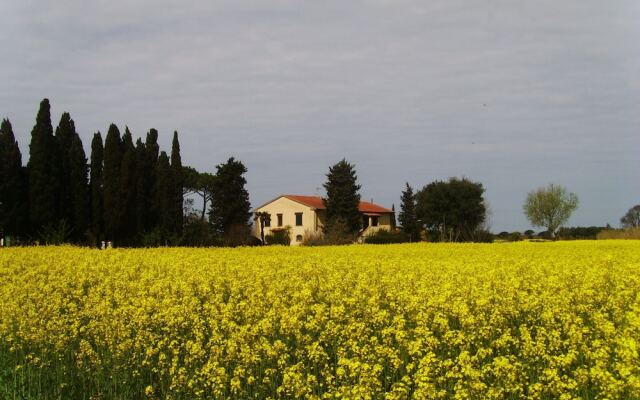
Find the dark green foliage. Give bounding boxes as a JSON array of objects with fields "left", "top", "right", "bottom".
[
  {"left": 364, "top": 229, "right": 410, "bottom": 244},
  {"left": 323, "top": 159, "right": 361, "bottom": 235},
  {"left": 169, "top": 131, "right": 184, "bottom": 236},
  {"left": 118, "top": 128, "right": 138, "bottom": 245},
  {"left": 390, "top": 204, "right": 396, "bottom": 230},
  {"left": 398, "top": 183, "right": 420, "bottom": 242},
  {"left": 103, "top": 124, "right": 123, "bottom": 241},
  {"left": 473, "top": 229, "right": 494, "bottom": 243},
  {"left": 182, "top": 215, "right": 219, "bottom": 247},
  {"left": 54, "top": 113, "right": 89, "bottom": 242},
  {"left": 90, "top": 132, "right": 104, "bottom": 244},
  {"left": 153, "top": 151, "right": 174, "bottom": 243},
  {"left": 135, "top": 130, "right": 160, "bottom": 234},
  {"left": 416, "top": 177, "right": 486, "bottom": 242},
  {"left": 27, "top": 99, "right": 60, "bottom": 234},
  {"left": 208, "top": 157, "right": 251, "bottom": 242},
  {"left": 67, "top": 134, "right": 90, "bottom": 242},
  {"left": 556, "top": 226, "right": 607, "bottom": 240},
  {"left": 265, "top": 228, "right": 291, "bottom": 245},
  {"left": 54, "top": 113, "right": 74, "bottom": 222},
  {"left": 0, "top": 119, "right": 28, "bottom": 237}
]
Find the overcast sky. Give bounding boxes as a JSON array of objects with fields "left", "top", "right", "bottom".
[{"left": 2, "top": 0, "right": 638, "bottom": 232}]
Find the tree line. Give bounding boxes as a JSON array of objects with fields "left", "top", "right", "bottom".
[{"left": 0, "top": 99, "right": 252, "bottom": 247}]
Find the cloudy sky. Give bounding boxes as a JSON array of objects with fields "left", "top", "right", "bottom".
[{"left": 2, "top": 0, "right": 638, "bottom": 231}]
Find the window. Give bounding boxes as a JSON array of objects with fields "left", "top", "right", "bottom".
[
  {"left": 277, "top": 213, "right": 283, "bottom": 227},
  {"left": 295, "top": 212, "right": 303, "bottom": 226},
  {"left": 296, "top": 234, "right": 303, "bottom": 242},
  {"left": 263, "top": 213, "right": 271, "bottom": 227},
  {"left": 371, "top": 216, "right": 379, "bottom": 227}
]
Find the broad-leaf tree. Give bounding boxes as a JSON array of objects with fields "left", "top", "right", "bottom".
[
  {"left": 620, "top": 205, "right": 640, "bottom": 229},
  {"left": 523, "top": 183, "right": 579, "bottom": 239},
  {"left": 416, "top": 177, "right": 486, "bottom": 242}
]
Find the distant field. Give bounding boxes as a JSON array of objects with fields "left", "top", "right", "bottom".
[{"left": 1, "top": 242, "right": 639, "bottom": 399}]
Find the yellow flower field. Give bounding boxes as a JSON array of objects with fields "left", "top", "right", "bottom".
[{"left": 1, "top": 241, "right": 639, "bottom": 399}]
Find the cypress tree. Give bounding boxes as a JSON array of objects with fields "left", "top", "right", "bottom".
[
  {"left": 103, "top": 123, "right": 122, "bottom": 242},
  {"left": 391, "top": 204, "right": 396, "bottom": 230},
  {"left": 119, "top": 128, "right": 138, "bottom": 245},
  {"left": 208, "top": 157, "right": 250, "bottom": 240},
  {"left": 144, "top": 129, "right": 160, "bottom": 232},
  {"left": 54, "top": 112, "right": 74, "bottom": 222},
  {"left": 170, "top": 131, "right": 183, "bottom": 236},
  {"left": 55, "top": 112, "right": 89, "bottom": 242},
  {"left": 323, "top": 159, "right": 362, "bottom": 235},
  {"left": 27, "top": 98, "right": 60, "bottom": 234},
  {"left": 134, "top": 138, "right": 147, "bottom": 235},
  {"left": 399, "top": 182, "right": 420, "bottom": 242},
  {"left": 67, "top": 133, "right": 89, "bottom": 242},
  {"left": 0, "top": 119, "right": 28, "bottom": 238},
  {"left": 90, "top": 132, "right": 104, "bottom": 244},
  {"left": 153, "top": 151, "right": 172, "bottom": 241}
]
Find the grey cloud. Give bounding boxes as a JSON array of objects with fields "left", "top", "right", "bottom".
[{"left": 1, "top": 0, "right": 638, "bottom": 231}]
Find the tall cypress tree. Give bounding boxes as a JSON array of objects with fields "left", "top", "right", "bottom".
[
  {"left": 67, "top": 134, "right": 89, "bottom": 242},
  {"left": 323, "top": 159, "right": 362, "bottom": 235},
  {"left": 27, "top": 98, "right": 60, "bottom": 234},
  {"left": 399, "top": 182, "right": 420, "bottom": 242},
  {"left": 153, "top": 151, "right": 172, "bottom": 241},
  {"left": 54, "top": 112, "right": 74, "bottom": 222},
  {"left": 208, "top": 157, "right": 251, "bottom": 240},
  {"left": 119, "top": 128, "right": 138, "bottom": 245},
  {"left": 0, "top": 119, "right": 28, "bottom": 238},
  {"left": 144, "top": 129, "right": 160, "bottom": 232},
  {"left": 90, "top": 132, "right": 104, "bottom": 244},
  {"left": 55, "top": 112, "right": 89, "bottom": 242},
  {"left": 103, "top": 123, "right": 122, "bottom": 242},
  {"left": 170, "top": 131, "right": 183, "bottom": 236},
  {"left": 134, "top": 138, "right": 148, "bottom": 235}
]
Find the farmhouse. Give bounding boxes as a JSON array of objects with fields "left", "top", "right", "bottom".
[{"left": 253, "top": 194, "right": 395, "bottom": 245}]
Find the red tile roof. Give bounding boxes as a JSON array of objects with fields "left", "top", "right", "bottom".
[
  {"left": 284, "top": 195, "right": 325, "bottom": 210},
  {"left": 284, "top": 195, "right": 393, "bottom": 213}
]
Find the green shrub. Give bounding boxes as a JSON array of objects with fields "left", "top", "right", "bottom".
[
  {"left": 265, "top": 228, "right": 291, "bottom": 246},
  {"left": 364, "top": 229, "right": 410, "bottom": 244}
]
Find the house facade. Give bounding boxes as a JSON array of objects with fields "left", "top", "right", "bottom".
[{"left": 252, "top": 194, "right": 395, "bottom": 245}]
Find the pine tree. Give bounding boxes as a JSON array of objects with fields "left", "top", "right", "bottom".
[
  {"left": 208, "top": 157, "right": 250, "bottom": 242},
  {"left": 118, "top": 128, "right": 138, "bottom": 245},
  {"left": 323, "top": 159, "right": 361, "bottom": 235},
  {"left": 103, "top": 123, "right": 122, "bottom": 242},
  {"left": 0, "top": 119, "right": 28, "bottom": 238},
  {"left": 27, "top": 99, "right": 60, "bottom": 234},
  {"left": 399, "top": 182, "right": 420, "bottom": 241},
  {"left": 170, "top": 131, "right": 183, "bottom": 236},
  {"left": 90, "top": 132, "right": 104, "bottom": 244}
]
